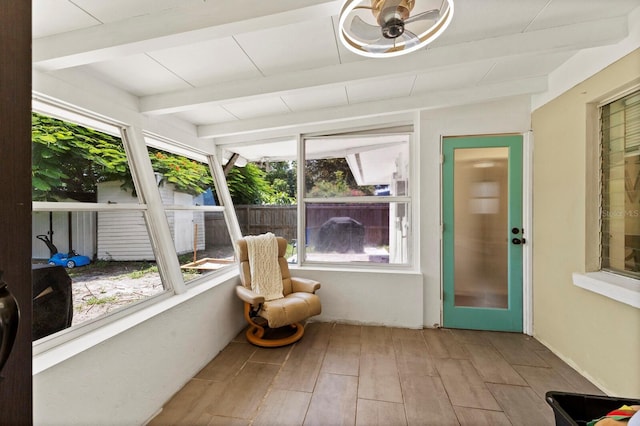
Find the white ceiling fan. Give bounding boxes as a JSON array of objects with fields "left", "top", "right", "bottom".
[{"left": 338, "top": 0, "right": 454, "bottom": 58}]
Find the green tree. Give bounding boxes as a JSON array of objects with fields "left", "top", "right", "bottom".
[
  {"left": 305, "top": 158, "right": 374, "bottom": 197},
  {"left": 260, "top": 160, "right": 296, "bottom": 204},
  {"left": 32, "top": 112, "right": 213, "bottom": 201},
  {"left": 225, "top": 163, "right": 273, "bottom": 205}
]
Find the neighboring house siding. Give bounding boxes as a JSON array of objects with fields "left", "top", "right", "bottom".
[
  {"left": 32, "top": 209, "right": 96, "bottom": 260},
  {"left": 96, "top": 181, "right": 205, "bottom": 261},
  {"left": 97, "top": 181, "right": 153, "bottom": 261}
]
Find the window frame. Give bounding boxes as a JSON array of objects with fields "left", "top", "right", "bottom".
[
  {"left": 143, "top": 133, "right": 238, "bottom": 286},
  {"left": 31, "top": 99, "right": 241, "bottom": 352},
  {"left": 296, "top": 131, "right": 414, "bottom": 268},
  {"left": 574, "top": 85, "right": 640, "bottom": 309}
]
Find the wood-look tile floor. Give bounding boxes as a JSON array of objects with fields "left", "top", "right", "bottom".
[{"left": 149, "top": 323, "right": 604, "bottom": 426}]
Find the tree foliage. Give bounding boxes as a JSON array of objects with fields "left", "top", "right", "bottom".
[
  {"left": 260, "top": 161, "right": 296, "bottom": 205},
  {"left": 305, "top": 158, "right": 374, "bottom": 197},
  {"left": 148, "top": 149, "right": 213, "bottom": 196},
  {"left": 32, "top": 112, "right": 212, "bottom": 201},
  {"left": 225, "top": 163, "right": 272, "bottom": 205}
]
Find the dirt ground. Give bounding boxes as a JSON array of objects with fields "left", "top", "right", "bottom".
[
  {"left": 65, "top": 246, "right": 235, "bottom": 326},
  {"left": 67, "top": 261, "right": 165, "bottom": 325}
]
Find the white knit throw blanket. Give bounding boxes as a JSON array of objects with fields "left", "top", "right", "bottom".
[{"left": 245, "top": 233, "right": 283, "bottom": 301}]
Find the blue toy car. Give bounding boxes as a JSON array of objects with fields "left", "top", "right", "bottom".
[
  {"left": 36, "top": 235, "right": 91, "bottom": 269},
  {"left": 47, "top": 251, "right": 91, "bottom": 269}
]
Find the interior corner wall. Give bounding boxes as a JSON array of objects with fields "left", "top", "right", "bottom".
[
  {"left": 531, "top": 49, "right": 640, "bottom": 398},
  {"left": 292, "top": 268, "right": 423, "bottom": 328},
  {"left": 33, "top": 275, "right": 245, "bottom": 425},
  {"left": 418, "top": 96, "right": 533, "bottom": 328}
]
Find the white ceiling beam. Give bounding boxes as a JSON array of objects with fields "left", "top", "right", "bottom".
[
  {"left": 140, "top": 17, "right": 627, "bottom": 115},
  {"left": 33, "top": 0, "right": 340, "bottom": 71},
  {"left": 198, "top": 76, "right": 547, "bottom": 139}
]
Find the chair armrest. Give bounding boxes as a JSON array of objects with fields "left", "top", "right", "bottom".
[
  {"left": 236, "top": 286, "right": 265, "bottom": 306},
  {"left": 291, "top": 277, "right": 321, "bottom": 293}
]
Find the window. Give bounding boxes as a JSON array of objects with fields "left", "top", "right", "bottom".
[
  {"left": 601, "top": 89, "right": 640, "bottom": 278},
  {"left": 31, "top": 102, "right": 239, "bottom": 343},
  {"left": 302, "top": 133, "right": 411, "bottom": 265},
  {"left": 32, "top": 108, "right": 168, "bottom": 337},
  {"left": 219, "top": 129, "right": 413, "bottom": 266},
  {"left": 144, "top": 139, "right": 236, "bottom": 282}
]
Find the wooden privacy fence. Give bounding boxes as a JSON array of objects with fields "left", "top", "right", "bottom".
[{"left": 205, "top": 204, "right": 389, "bottom": 248}]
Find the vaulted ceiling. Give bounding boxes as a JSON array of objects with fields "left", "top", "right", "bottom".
[{"left": 33, "top": 0, "right": 639, "bottom": 143}]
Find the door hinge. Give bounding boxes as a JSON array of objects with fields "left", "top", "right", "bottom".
[{"left": 440, "top": 154, "right": 444, "bottom": 164}]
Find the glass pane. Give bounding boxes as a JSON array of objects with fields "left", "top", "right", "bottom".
[
  {"left": 453, "top": 147, "right": 509, "bottom": 308},
  {"left": 32, "top": 112, "right": 137, "bottom": 203},
  {"left": 170, "top": 211, "right": 236, "bottom": 282},
  {"left": 147, "top": 147, "right": 218, "bottom": 206},
  {"left": 601, "top": 90, "right": 640, "bottom": 277},
  {"left": 304, "top": 202, "right": 409, "bottom": 264},
  {"left": 32, "top": 210, "right": 166, "bottom": 340},
  {"left": 145, "top": 147, "right": 237, "bottom": 279},
  {"left": 304, "top": 135, "right": 410, "bottom": 197}
]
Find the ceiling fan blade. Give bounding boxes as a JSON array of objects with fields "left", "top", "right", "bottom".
[
  {"left": 405, "top": 8, "right": 440, "bottom": 24},
  {"left": 363, "top": 38, "right": 394, "bottom": 54},
  {"left": 364, "top": 30, "right": 421, "bottom": 54},
  {"left": 350, "top": 15, "right": 383, "bottom": 41},
  {"left": 398, "top": 29, "right": 420, "bottom": 49}
]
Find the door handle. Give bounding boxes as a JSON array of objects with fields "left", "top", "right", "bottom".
[{"left": 512, "top": 237, "right": 526, "bottom": 245}]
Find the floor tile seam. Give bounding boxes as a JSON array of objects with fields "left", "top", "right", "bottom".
[
  {"left": 463, "top": 349, "right": 529, "bottom": 386},
  {"left": 490, "top": 344, "right": 551, "bottom": 369},
  {"left": 450, "top": 402, "right": 507, "bottom": 413},
  {"left": 320, "top": 369, "right": 360, "bottom": 377},
  {"left": 484, "top": 381, "right": 545, "bottom": 423},
  {"left": 481, "top": 378, "right": 530, "bottom": 388},
  {"left": 508, "top": 361, "right": 553, "bottom": 368},
  {"left": 356, "top": 394, "right": 406, "bottom": 405},
  {"left": 245, "top": 344, "right": 295, "bottom": 425},
  {"left": 398, "top": 371, "right": 438, "bottom": 380},
  {"left": 247, "top": 359, "right": 288, "bottom": 366}
]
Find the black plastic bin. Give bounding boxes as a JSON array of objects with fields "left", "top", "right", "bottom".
[{"left": 545, "top": 391, "right": 640, "bottom": 426}]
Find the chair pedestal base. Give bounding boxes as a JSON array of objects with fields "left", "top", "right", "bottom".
[{"left": 244, "top": 303, "right": 305, "bottom": 347}]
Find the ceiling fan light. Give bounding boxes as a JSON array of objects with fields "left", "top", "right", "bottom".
[{"left": 338, "top": 0, "right": 454, "bottom": 58}]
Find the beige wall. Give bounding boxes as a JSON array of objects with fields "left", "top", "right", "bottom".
[{"left": 532, "top": 49, "right": 640, "bottom": 398}]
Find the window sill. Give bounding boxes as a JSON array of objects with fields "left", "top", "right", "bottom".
[{"left": 572, "top": 271, "right": 640, "bottom": 309}]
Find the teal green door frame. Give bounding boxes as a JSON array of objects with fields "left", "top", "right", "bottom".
[{"left": 442, "top": 135, "right": 523, "bottom": 332}]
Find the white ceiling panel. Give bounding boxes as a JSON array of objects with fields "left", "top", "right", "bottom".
[
  {"left": 31, "top": 0, "right": 640, "bottom": 138},
  {"left": 526, "top": 0, "right": 640, "bottom": 32},
  {"left": 148, "top": 37, "right": 262, "bottom": 87},
  {"left": 84, "top": 54, "right": 192, "bottom": 97},
  {"left": 234, "top": 17, "right": 341, "bottom": 76},
  {"left": 71, "top": 0, "right": 201, "bottom": 23},
  {"left": 431, "top": 0, "right": 550, "bottom": 47},
  {"left": 282, "top": 86, "right": 348, "bottom": 112},
  {"left": 222, "top": 97, "right": 291, "bottom": 120},
  {"left": 173, "top": 105, "right": 239, "bottom": 126},
  {"left": 347, "top": 75, "right": 417, "bottom": 104},
  {"left": 481, "top": 51, "right": 577, "bottom": 84},
  {"left": 33, "top": 0, "right": 100, "bottom": 39},
  {"left": 412, "top": 62, "right": 495, "bottom": 94},
  {"left": 330, "top": 15, "right": 370, "bottom": 65}
]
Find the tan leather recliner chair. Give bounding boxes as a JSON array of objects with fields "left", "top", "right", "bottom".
[{"left": 235, "top": 236, "right": 321, "bottom": 347}]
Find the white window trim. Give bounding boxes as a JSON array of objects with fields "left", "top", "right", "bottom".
[
  {"left": 580, "top": 84, "right": 640, "bottom": 310},
  {"left": 299, "top": 131, "right": 415, "bottom": 269},
  {"left": 31, "top": 102, "right": 241, "bottom": 351},
  {"left": 572, "top": 272, "right": 640, "bottom": 309}
]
